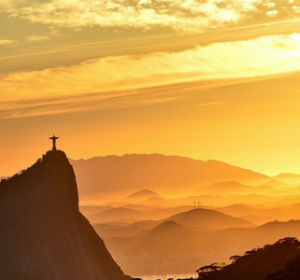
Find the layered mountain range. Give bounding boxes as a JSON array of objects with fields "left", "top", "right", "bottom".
[
  {"left": 70, "top": 154, "right": 270, "bottom": 199},
  {"left": 3, "top": 151, "right": 300, "bottom": 278}
]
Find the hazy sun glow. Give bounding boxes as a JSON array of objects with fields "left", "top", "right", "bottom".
[{"left": 1, "top": 0, "right": 300, "bottom": 177}]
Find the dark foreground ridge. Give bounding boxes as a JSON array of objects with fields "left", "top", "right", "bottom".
[
  {"left": 0, "top": 150, "right": 127, "bottom": 280},
  {"left": 196, "top": 237, "right": 300, "bottom": 280}
]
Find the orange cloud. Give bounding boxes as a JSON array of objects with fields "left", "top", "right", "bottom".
[
  {"left": 0, "top": 39, "right": 17, "bottom": 45},
  {"left": 3, "top": 0, "right": 300, "bottom": 34},
  {"left": 26, "top": 35, "right": 51, "bottom": 42},
  {"left": 1, "top": 32, "right": 300, "bottom": 118},
  {"left": 0, "top": 0, "right": 258, "bottom": 33}
]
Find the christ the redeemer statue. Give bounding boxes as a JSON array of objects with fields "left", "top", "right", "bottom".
[{"left": 49, "top": 135, "right": 60, "bottom": 151}]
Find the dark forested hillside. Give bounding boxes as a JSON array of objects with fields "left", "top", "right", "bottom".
[{"left": 196, "top": 238, "right": 300, "bottom": 280}]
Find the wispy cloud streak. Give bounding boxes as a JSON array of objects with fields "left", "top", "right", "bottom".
[{"left": 1, "top": 33, "right": 300, "bottom": 102}]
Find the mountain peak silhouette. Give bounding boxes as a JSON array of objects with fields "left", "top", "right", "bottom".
[
  {"left": 167, "top": 208, "right": 254, "bottom": 229},
  {"left": 0, "top": 150, "right": 127, "bottom": 280}
]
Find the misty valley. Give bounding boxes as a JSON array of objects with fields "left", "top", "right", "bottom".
[
  {"left": 2, "top": 149, "right": 300, "bottom": 280},
  {"left": 74, "top": 154, "right": 300, "bottom": 279}
]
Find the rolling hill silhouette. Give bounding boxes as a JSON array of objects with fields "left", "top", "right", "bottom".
[
  {"left": 125, "top": 189, "right": 161, "bottom": 201},
  {"left": 256, "top": 220, "right": 300, "bottom": 239},
  {"left": 272, "top": 173, "right": 300, "bottom": 185},
  {"left": 217, "top": 204, "right": 300, "bottom": 225},
  {"left": 93, "top": 223, "right": 148, "bottom": 238},
  {"left": 217, "top": 204, "right": 259, "bottom": 215},
  {"left": 166, "top": 208, "right": 253, "bottom": 229},
  {"left": 149, "top": 220, "right": 184, "bottom": 233},
  {"left": 87, "top": 207, "right": 146, "bottom": 223},
  {"left": 120, "top": 204, "right": 154, "bottom": 211},
  {"left": 0, "top": 150, "right": 126, "bottom": 280},
  {"left": 146, "top": 205, "right": 194, "bottom": 220},
  {"left": 87, "top": 205, "right": 197, "bottom": 224},
  {"left": 70, "top": 154, "right": 269, "bottom": 198},
  {"left": 125, "top": 221, "right": 187, "bottom": 256},
  {"left": 199, "top": 181, "right": 254, "bottom": 195},
  {"left": 104, "top": 218, "right": 300, "bottom": 275},
  {"left": 199, "top": 181, "right": 275, "bottom": 195},
  {"left": 262, "top": 180, "right": 293, "bottom": 189},
  {"left": 144, "top": 196, "right": 166, "bottom": 205},
  {"left": 80, "top": 205, "right": 113, "bottom": 216}
]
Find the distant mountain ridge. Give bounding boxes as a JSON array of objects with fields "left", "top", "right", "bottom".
[
  {"left": 125, "top": 189, "right": 161, "bottom": 201},
  {"left": 70, "top": 154, "right": 270, "bottom": 198},
  {"left": 88, "top": 207, "right": 145, "bottom": 223},
  {"left": 199, "top": 181, "right": 275, "bottom": 195},
  {"left": 200, "top": 181, "right": 253, "bottom": 194},
  {"left": 167, "top": 208, "right": 253, "bottom": 229},
  {"left": 262, "top": 180, "right": 293, "bottom": 189},
  {"left": 272, "top": 173, "right": 300, "bottom": 185}
]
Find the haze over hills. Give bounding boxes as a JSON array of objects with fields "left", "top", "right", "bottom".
[
  {"left": 272, "top": 173, "right": 300, "bottom": 185},
  {"left": 69, "top": 154, "right": 270, "bottom": 199},
  {"left": 199, "top": 181, "right": 276, "bottom": 196},
  {"left": 216, "top": 203, "right": 300, "bottom": 225},
  {"left": 166, "top": 208, "right": 253, "bottom": 229},
  {"left": 4, "top": 149, "right": 299, "bottom": 278},
  {"left": 0, "top": 150, "right": 127, "bottom": 280},
  {"left": 199, "top": 181, "right": 255, "bottom": 195},
  {"left": 79, "top": 205, "right": 113, "bottom": 215},
  {"left": 146, "top": 205, "right": 194, "bottom": 220},
  {"left": 126, "top": 221, "right": 187, "bottom": 256},
  {"left": 80, "top": 186, "right": 300, "bottom": 225},
  {"left": 262, "top": 180, "right": 294, "bottom": 189},
  {"left": 85, "top": 205, "right": 254, "bottom": 227},
  {"left": 103, "top": 218, "right": 300, "bottom": 275},
  {"left": 120, "top": 204, "right": 155, "bottom": 211},
  {"left": 87, "top": 207, "right": 146, "bottom": 224},
  {"left": 93, "top": 222, "right": 154, "bottom": 238},
  {"left": 3, "top": 149, "right": 300, "bottom": 278},
  {"left": 125, "top": 189, "right": 162, "bottom": 201}
]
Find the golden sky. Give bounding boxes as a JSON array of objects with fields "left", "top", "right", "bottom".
[{"left": 1, "top": 0, "right": 300, "bottom": 176}]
